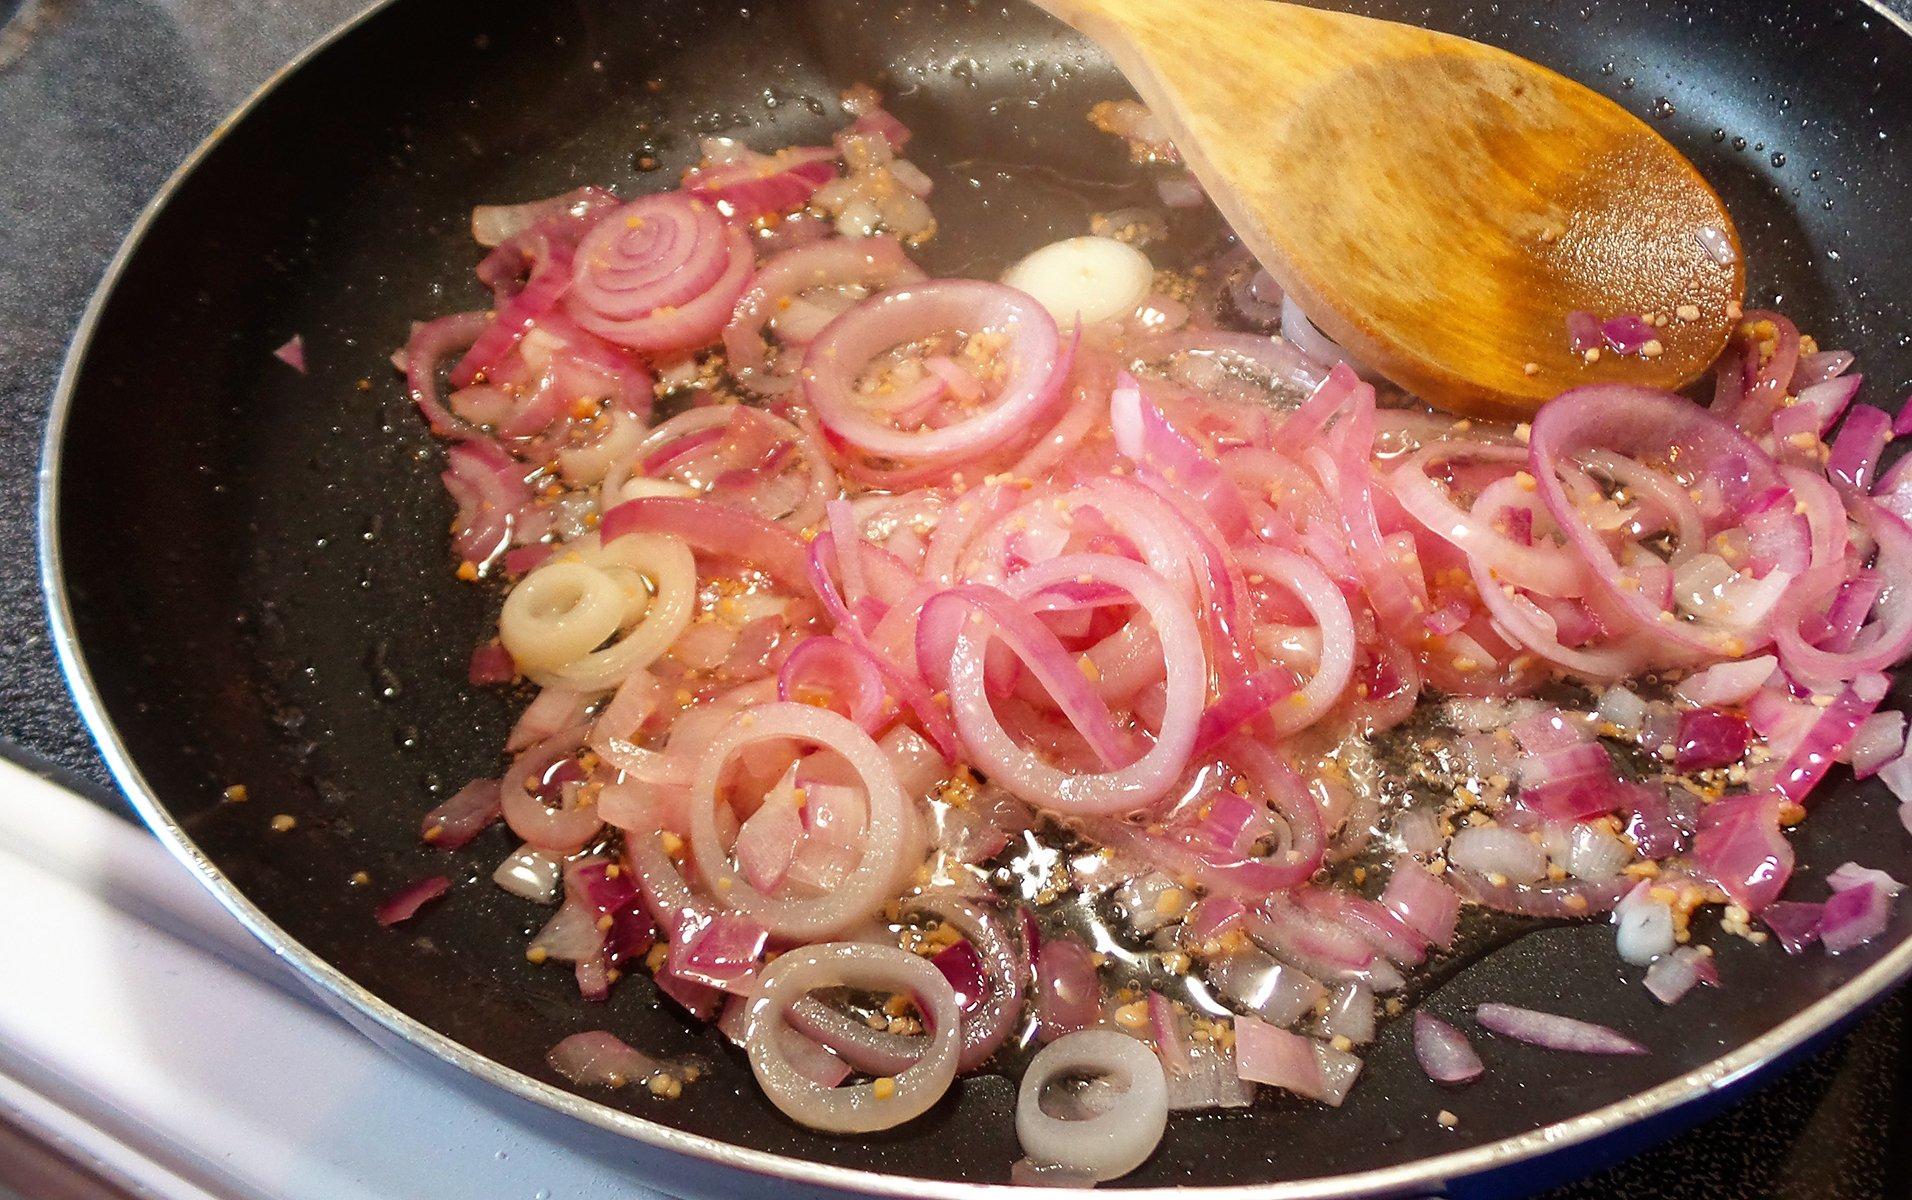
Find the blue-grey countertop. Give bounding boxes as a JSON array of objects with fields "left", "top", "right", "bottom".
[{"left": 1, "top": 2, "right": 1906, "bottom": 1197}]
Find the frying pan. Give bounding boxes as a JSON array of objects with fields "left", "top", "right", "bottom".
[{"left": 37, "top": 0, "right": 1912, "bottom": 1195}]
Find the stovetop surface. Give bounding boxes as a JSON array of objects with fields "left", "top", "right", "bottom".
[{"left": 3, "top": 1, "right": 1908, "bottom": 1196}]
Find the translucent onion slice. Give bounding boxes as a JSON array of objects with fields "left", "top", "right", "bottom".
[
  {"left": 745, "top": 942, "right": 960, "bottom": 1132},
  {"left": 938, "top": 554, "right": 1204, "bottom": 814},
  {"left": 803, "top": 280, "right": 1068, "bottom": 464},
  {"left": 1015, "top": 1029, "right": 1168, "bottom": 1182}
]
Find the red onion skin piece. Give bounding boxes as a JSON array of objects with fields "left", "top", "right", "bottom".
[
  {"left": 375, "top": 875, "right": 451, "bottom": 927},
  {"left": 1475, "top": 1003, "right": 1647, "bottom": 1055},
  {"left": 273, "top": 335, "right": 307, "bottom": 373},
  {"left": 468, "top": 641, "right": 518, "bottom": 686},
  {"left": 1413, "top": 1013, "right": 1484, "bottom": 1084},
  {"left": 420, "top": 778, "right": 502, "bottom": 850},
  {"left": 1034, "top": 938, "right": 1102, "bottom": 1042}
]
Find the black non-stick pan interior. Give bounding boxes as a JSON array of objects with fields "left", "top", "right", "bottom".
[{"left": 49, "top": 0, "right": 1912, "bottom": 1189}]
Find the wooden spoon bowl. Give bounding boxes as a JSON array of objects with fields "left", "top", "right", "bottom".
[{"left": 1035, "top": 0, "right": 1747, "bottom": 419}]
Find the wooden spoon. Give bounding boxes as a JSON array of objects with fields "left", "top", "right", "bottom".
[{"left": 1032, "top": 0, "right": 1746, "bottom": 420}]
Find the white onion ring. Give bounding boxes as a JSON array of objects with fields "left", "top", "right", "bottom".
[
  {"left": 746, "top": 942, "right": 960, "bottom": 1132},
  {"left": 688, "top": 702, "right": 909, "bottom": 937},
  {"left": 501, "top": 533, "right": 698, "bottom": 691},
  {"left": 1015, "top": 1029, "right": 1168, "bottom": 1182}
]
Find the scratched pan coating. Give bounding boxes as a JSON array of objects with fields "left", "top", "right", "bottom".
[{"left": 41, "top": 0, "right": 1912, "bottom": 1194}]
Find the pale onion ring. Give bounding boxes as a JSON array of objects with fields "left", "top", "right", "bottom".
[
  {"left": 688, "top": 702, "right": 908, "bottom": 937},
  {"left": 941, "top": 554, "right": 1204, "bottom": 815},
  {"left": 802, "top": 280, "right": 1068, "bottom": 464},
  {"left": 502, "top": 532, "right": 698, "bottom": 692},
  {"left": 1015, "top": 1029, "right": 1168, "bottom": 1182},
  {"left": 725, "top": 235, "right": 926, "bottom": 389},
  {"left": 745, "top": 942, "right": 960, "bottom": 1132}
]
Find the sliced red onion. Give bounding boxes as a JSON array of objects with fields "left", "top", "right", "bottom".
[
  {"left": 1827, "top": 862, "right": 1905, "bottom": 896},
  {"left": 1475, "top": 1003, "right": 1646, "bottom": 1055},
  {"left": 1613, "top": 880, "right": 1677, "bottom": 965},
  {"left": 1825, "top": 404, "right": 1892, "bottom": 492},
  {"left": 1765, "top": 681, "right": 1885, "bottom": 806},
  {"left": 1321, "top": 983, "right": 1375, "bottom": 1044},
  {"left": 499, "top": 728, "right": 602, "bottom": 854},
  {"left": 1155, "top": 173, "right": 1206, "bottom": 209},
  {"left": 1819, "top": 880, "right": 1896, "bottom": 953},
  {"left": 1528, "top": 385, "right": 1797, "bottom": 661},
  {"left": 1446, "top": 867, "right": 1633, "bottom": 919},
  {"left": 1600, "top": 314, "right": 1655, "bottom": 355},
  {"left": 567, "top": 191, "right": 754, "bottom": 353},
  {"left": 1846, "top": 710, "right": 1906, "bottom": 778},
  {"left": 736, "top": 786, "right": 804, "bottom": 895},
  {"left": 687, "top": 702, "right": 908, "bottom": 938},
  {"left": 421, "top": 778, "right": 502, "bottom": 850},
  {"left": 375, "top": 875, "right": 451, "bottom": 927},
  {"left": 1448, "top": 826, "right": 1547, "bottom": 885},
  {"left": 746, "top": 942, "right": 960, "bottom": 1132},
  {"left": 904, "top": 890, "right": 1027, "bottom": 1070},
  {"left": 667, "top": 911, "right": 768, "bottom": 993},
  {"left": 685, "top": 144, "right": 837, "bottom": 221},
  {"left": 1146, "top": 991, "right": 1191, "bottom": 1075},
  {"left": 403, "top": 312, "right": 489, "bottom": 437},
  {"left": 804, "top": 281, "right": 1068, "bottom": 464},
  {"left": 927, "top": 555, "right": 1203, "bottom": 815},
  {"left": 1207, "top": 947, "right": 1325, "bottom": 1027},
  {"left": 1689, "top": 794, "right": 1793, "bottom": 913},
  {"left": 1674, "top": 707, "right": 1751, "bottom": 771},
  {"left": 468, "top": 641, "right": 518, "bottom": 686},
  {"left": 506, "top": 686, "right": 591, "bottom": 754},
  {"left": 492, "top": 844, "right": 562, "bottom": 904},
  {"left": 1644, "top": 946, "right": 1719, "bottom": 1005},
  {"left": 1394, "top": 809, "right": 1445, "bottom": 858},
  {"left": 473, "top": 186, "right": 619, "bottom": 248},
  {"left": 1017, "top": 1029, "right": 1168, "bottom": 1182},
  {"left": 1232, "top": 1014, "right": 1321, "bottom": 1095},
  {"left": 1381, "top": 858, "right": 1461, "bottom": 948},
  {"left": 600, "top": 495, "right": 811, "bottom": 590},
  {"left": 1761, "top": 900, "right": 1827, "bottom": 953},
  {"left": 1695, "top": 224, "right": 1738, "bottom": 266},
  {"left": 441, "top": 437, "right": 533, "bottom": 567},
  {"left": 1672, "top": 656, "right": 1777, "bottom": 707},
  {"left": 723, "top": 236, "right": 924, "bottom": 389},
  {"left": 1413, "top": 1013, "right": 1483, "bottom": 1084},
  {"left": 1566, "top": 310, "right": 1602, "bottom": 354},
  {"left": 1111, "top": 372, "right": 1249, "bottom": 540}
]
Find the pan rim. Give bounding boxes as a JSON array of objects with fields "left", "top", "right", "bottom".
[{"left": 35, "top": 0, "right": 1912, "bottom": 1195}]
